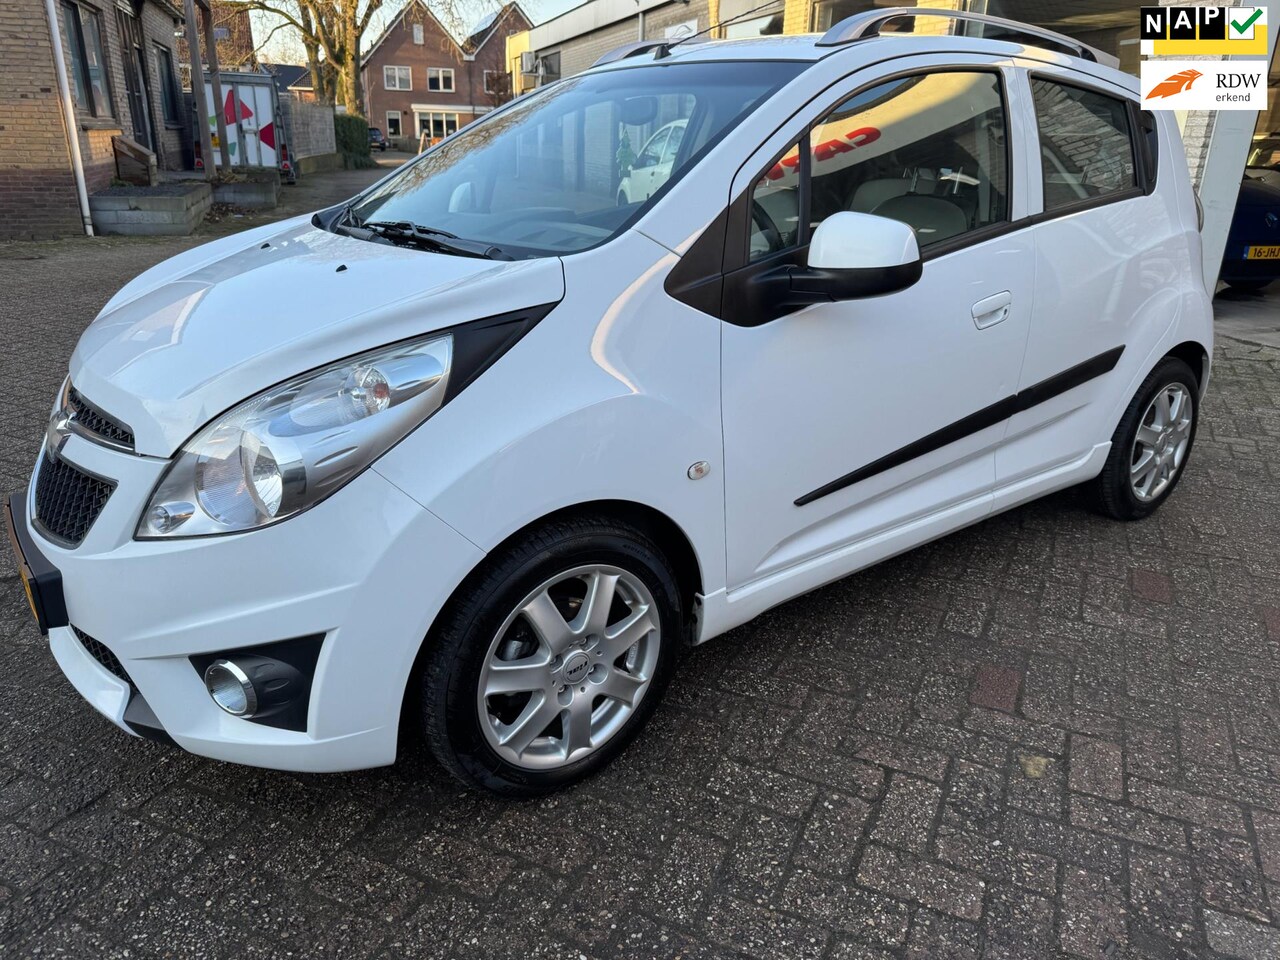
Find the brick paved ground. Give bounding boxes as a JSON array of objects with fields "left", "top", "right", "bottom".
[{"left": 2, "top": 206, "right": 1280, "bottom": 958}]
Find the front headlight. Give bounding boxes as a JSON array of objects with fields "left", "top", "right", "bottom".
[{"left": 138, "top": 333, "right": 452, "bottom": 538}]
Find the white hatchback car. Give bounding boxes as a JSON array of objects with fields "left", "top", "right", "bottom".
[{"left": 9, "top": 8, "right": 1212, "bottom": 796}]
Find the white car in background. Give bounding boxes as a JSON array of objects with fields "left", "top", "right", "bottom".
[
  {"left": 9, "top": 7, "right": 1212, "bottom": 796},
  {"left": 617, "top": 119, "right": 687, "bottom": 205}
]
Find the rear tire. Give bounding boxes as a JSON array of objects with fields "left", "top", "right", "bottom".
[
  {"left": 421, "top": 516, "right": 682, "bottom": 796},
  {"left": 1089, "top": 357, "right": 1199, "bottom": 521}
]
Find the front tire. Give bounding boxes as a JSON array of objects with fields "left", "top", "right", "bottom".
[
  {"left": 421, "top": 516, "right": 682, "bottom": 796},
  {"left": 1089, "top": 357, "right": 1199, "bottom": 521}
]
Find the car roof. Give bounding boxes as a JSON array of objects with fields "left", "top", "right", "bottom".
[{"left": 591, "top": 32, "right": 1137, "bottom": 94}]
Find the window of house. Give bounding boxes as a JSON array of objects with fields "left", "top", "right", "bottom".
[
  {"left": 386, "top": 110, "right": 402, "bottom": 138},
  {"left": 154, "top": 44, "right": 180, "bottom": 123},
  {"left": 749, "top": 70, "right": 1009, "bottom": 260},
  {"left": 416, "top": 111, "right": 459, "bottom": 141},
  {"left": 384, "top": 65, "right": 412, "bottom": 90},
  {"left": 540, "top": 52, "right": 561, "bottom": 82},
  {"left": 63, "top": 2, "right": 113, "bottom": 117},
  {"left": 412, "top": 22, "right": 424, "bottom": 44},
  {"left": 483, "top": 70, "right": 500, "bottom": 95},
  {"left": 428, "top": 68, "right": 454, "bottom": 92},
  {"left": 1031, "top": 79, "right": 1137, "bottom": 211}
]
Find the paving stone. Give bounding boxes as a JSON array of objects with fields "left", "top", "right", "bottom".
[
  {"left": 705, "top": 895, "right": 829, "bottom": 960},
  {"left": 905, "top": 908, "right": 980, "bottom": 960},
  {"left": 779, "top": 870, "right": 908, "bottom": 947},
  {"left": 1204, "top": 909, "right": 1280, "bottom": 958},
  {"left": 1068, "top": 735, "right": 1124, "bottom": 801},
  {"left": 1190, "top": 827, "right": 1271, "bottom": 922},
  {"left": 871, "top": 775, "right": 940, "bottom": 853},
  {"left": 935, "top": 827, "right": 1057, "bottom": 894},
  {"left": 856, "top": 844, "right": 985, "bottom": 920},
  {"left": 722, "top": 813, "right": 799, "bottom": 896},
  {"left": 970, "top": 665, "right": 1022, "bottom": 713},
  {"left": 1069, "top": 795, "right": 1188, "bottom": 852},
  {"left": 1128, "top": 848, "right": 1201, "bottom": 946},
  {"left": 1059, "top": 867, "right": 1126, "bottom": 958},
  {"left": 1252, "top": 809, "right": 1280, "bottom": 883},
  {"left": 794, "top": 791, "right": 871, "bottom": 874},
  {"left": 707, "top": 759, "right": 818, "bottom": 818},
  {"left": 1131, "top": 569, "right": 1174, "bottom": 604},
  {"left": 1010, "top": 753, "right": 1065, "bottom": 821},
  {"left": 982, "top": 885, "right": 1057, "bottom": 960},
  {"left": 1128, "top": 778, "right": 1246, "bottom": 835}
]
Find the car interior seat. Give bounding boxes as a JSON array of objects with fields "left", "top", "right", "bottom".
[{"left": 870, "top": 193, "right": 969, "bottom": 243}]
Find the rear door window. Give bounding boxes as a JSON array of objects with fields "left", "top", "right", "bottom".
[{"left": 1031, "top": 79, "right": 1137, "bottom": 211}]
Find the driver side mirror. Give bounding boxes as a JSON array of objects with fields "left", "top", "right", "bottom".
[{"left": 791, "top": 212, "right": 922, "bottom": 300}]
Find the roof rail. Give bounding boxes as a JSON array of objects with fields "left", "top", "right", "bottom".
[
  {"left": 592, "top": 40, "right": 669, "bottom": 67},
  {"left": 815, "top": 7, "right": 1119, "bottom": 69}
]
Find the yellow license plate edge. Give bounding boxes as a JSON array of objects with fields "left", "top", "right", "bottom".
[
  {"left": 1246, "top": 245, "right": 1280, "bottom": 259},
  {"left": 19, "top": 567, "right": 38, "bottom": 624}
]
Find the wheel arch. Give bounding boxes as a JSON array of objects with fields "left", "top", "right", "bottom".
[
  {"left": 396, "top": 497, "right": 705, "bottom": 752},
  {"left": 1164, "top": 339, "right": 1211, "bottom": 396}
]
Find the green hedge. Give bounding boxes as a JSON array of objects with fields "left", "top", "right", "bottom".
[{"left": 335, "top": 113, "right": 376, "bottom": 169}]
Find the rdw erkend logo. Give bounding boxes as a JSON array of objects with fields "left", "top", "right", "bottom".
[{"left": 1145, "top": 68, "right": 1203, "bottom": 99}]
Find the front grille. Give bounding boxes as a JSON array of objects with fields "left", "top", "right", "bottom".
[
  {"left": 72, "top": 627, "right": 134, "bottom": 688},
  {"left": 33, "top": 454, "right": 114, "bottom": 546},
  {"left": 67, "top": 386, "right": 134, "bottom": 450}
]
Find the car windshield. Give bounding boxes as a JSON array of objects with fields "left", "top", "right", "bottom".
[{"left": 347, "top": 60, "right": 805, "bottom": 258}]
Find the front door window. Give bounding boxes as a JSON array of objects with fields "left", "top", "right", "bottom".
[{"left": 749, "top": 70, "right": 1009, "bottom": 259}]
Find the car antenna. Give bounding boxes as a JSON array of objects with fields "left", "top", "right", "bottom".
[{"left": 655, "top": 0, "right": 784, "bottom": 58}]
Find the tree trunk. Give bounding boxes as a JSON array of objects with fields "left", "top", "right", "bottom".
[{"left": 299, "top": 6, "right": 327, "bottom": 103}]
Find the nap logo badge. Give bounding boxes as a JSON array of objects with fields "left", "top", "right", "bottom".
[{"left": 1139, "top": 6, "right": 1269, "bottom": 56}]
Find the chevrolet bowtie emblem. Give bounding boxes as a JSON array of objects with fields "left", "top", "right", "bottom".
[{"left": 46, "top": 409, "right": 72, "bottom": 459}]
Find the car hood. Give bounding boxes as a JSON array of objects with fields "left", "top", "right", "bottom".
[{"left": 70, "top": 219, "right": 565, "bottom": 457}]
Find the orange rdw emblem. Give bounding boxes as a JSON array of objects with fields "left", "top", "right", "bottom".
[{"left": 1146, "top": 69, "right": 1203, "bottom": 99}]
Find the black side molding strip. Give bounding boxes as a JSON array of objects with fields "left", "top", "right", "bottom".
[{"left": 795, "top": 346, "right": 1125, "bottom": 507}]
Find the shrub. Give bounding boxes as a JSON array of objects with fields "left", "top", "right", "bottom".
[{"left": 335, "top": 113, "right": 376, "bottom": 169}]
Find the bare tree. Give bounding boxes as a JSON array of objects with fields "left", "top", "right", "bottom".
[{"left": 240, "top": 0, "right": 389, "bottom": 112}]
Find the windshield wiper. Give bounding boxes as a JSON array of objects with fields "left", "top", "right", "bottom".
[{"left": 362, "top": 220, "right": 513, "bottom": 261}]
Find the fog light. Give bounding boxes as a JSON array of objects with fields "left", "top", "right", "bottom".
[{"left": 204, "top": 660, "right": 258, "bottom": 717}]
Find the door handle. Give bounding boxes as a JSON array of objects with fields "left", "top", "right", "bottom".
[{"left": 972, "top": 291, "right": 1012, "bottom": 329}]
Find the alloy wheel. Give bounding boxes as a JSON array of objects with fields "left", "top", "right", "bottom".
[
  {"left": 476, "top": 564, "right": 661, "bottom": 770},
  {"left": 1130, "top": 382, "right": 1194, "bottom": 502}
]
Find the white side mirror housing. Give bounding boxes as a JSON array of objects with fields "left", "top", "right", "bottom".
[
  {"left": 808, "top": 211, "right": 920, "bottom": 271},
  {"left": 789, "top": 211, "right": 923, "bottom": 302}
]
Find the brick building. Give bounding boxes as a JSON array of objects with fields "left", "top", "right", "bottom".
[
  {"left": 176, "top": 0, "right": 258, "bottom": 72},
  {"left": 0, "top": 0, "right": 192, "bottom": 238},
  {"left": 361, "top": 0, "right": 530, "bottom": 149}
]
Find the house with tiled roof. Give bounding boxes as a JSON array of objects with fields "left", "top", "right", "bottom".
[{"left": 360, "top": 1, "right": 530, "bottom": 147}]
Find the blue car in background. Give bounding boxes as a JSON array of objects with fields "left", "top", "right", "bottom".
[{"left": 1220, "top": 170, "right": 1280, "bottom": 292}]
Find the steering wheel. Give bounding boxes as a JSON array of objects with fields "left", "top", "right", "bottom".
[{"left": 750, "top": 200, "right": 785, "bottom": 255}]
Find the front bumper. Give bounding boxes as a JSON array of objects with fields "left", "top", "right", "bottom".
[{"left": 17, "top": 432, "right": 484, "bottom": 772}]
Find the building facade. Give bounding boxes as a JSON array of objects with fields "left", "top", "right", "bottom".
[
  {"left": 509, "top": 0, "right": 716, "bottom": 96},
  {"left": 506, "top": 0, "right": 1272, "bottom": 186},
  {"left": 0, "top": 0, "right": 192, "bottom": 238},
  {"left": 361, "top": 1, "right": 530, "bottom": 149}
]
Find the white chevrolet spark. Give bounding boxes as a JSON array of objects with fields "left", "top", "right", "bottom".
[{"left": 9, "top": 9, "right": 1212, "bottom": 795}]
